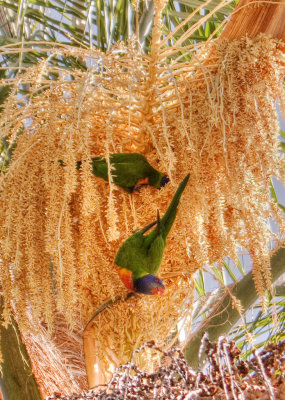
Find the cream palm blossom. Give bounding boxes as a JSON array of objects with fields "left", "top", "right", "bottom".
[{"left": 0, "top": 0, "right": 284, "bottom": 388}]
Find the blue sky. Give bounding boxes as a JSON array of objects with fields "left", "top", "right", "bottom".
[{"left": 273, "top": 110, "right": 285, "bottom": 206}]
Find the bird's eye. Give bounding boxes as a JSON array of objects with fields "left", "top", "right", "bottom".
[{"left": 154, "top": 277, "right": 159, "bottom": 282}]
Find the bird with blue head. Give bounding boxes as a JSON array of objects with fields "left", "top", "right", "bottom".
[{"left": 114, "top": 174, "right": 190, "bottom": 295}]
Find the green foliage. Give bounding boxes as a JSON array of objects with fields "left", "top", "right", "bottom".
[
  {"left": 232, "top": 294, "right": 285, "bottom": 357},
  {"left": 191, "top": 254, "right": 284, "bottom": 365},
  {"left": 0, "top": 1, "right": 236, "bottom": 55},
  {"left": 186, "top": 248, "right": 285, "bottom": 367}
]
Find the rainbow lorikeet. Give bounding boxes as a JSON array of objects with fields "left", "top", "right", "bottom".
[
  {"left": 114, "top": 174, "right": 190, "bottom": 294},
  {"left": 80, "top": 153, "right": 169, "bottom": 193}
]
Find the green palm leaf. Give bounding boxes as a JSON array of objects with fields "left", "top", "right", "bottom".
[{"left": 0, "top": 0, "right": 236, "bottom": 51}]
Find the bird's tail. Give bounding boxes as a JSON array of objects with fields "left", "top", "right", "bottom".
[
  {"left": 159, "top": 174, "right": 190, "bottom": 239},
  {"left": 141, "top": 220, "right": 157, "bottom": 235},
  {"left": 140, "top": 174, "right": 190, "bottom": 240}
]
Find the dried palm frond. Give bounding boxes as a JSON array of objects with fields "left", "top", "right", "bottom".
[{"left": 47, "top": 338, "right": 285, "bottom": 400}]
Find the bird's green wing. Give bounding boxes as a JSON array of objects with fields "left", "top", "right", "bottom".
[
  {"left": 110, "top": 153, "right": 147, "bottom": 163},
  {"left": 91, "top": 153, "right": 151, "bottom": 188},
  {"left": 114, "top": 232, "right": 150, "bottom": 279},
  {"left": 145, "top": 234, "right": 165, "bottom": 275},
  {"left": 111, "top": 153, "right": 164, "bottom": 188},
  {"left": 88, "top": 153, "right": 167, "bottom": 190}
]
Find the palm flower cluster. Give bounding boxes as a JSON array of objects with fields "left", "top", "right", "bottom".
[
  {"left": 47, "top": 338, "right": 285, "bottom": 400},
  {"left": 0, "top": 0, "right": 284, "bottom": 385}
]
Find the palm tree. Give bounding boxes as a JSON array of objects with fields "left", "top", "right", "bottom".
[{"left": 0, "top": 1, "right": 284, "bottom": 398}]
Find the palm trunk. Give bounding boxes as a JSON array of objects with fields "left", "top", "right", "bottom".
[{"left": 0, "top": 303, "right": 41, "bottom": 400}]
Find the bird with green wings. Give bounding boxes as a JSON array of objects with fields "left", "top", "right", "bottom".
[
  {"left": 60, "top": 153, "right": 169, "bottom": 192},
  {"left": 114, "top": 174, "right": 190, "bottom": 294},
  {"left": 85, "top": 152, "right": 169, "bottom": 192}
]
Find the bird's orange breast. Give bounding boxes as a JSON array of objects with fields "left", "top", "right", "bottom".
[
  {"left": 136, "top": 177, "right": 149, "bottom": 186},
  {"left": 114, "top": 265, "right": 135, "bottom": 292}
]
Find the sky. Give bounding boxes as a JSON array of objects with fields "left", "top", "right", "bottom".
[{"left": 273, "top": 109, "right": 285, "bottom": 206}]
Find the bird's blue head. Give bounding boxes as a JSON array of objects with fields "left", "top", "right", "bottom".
[
  {"left": 160, "top": 175, "right": 170, "bottom": 188},
  {"left": 133, "top": 274, "right": 165, "bottom": 295}
]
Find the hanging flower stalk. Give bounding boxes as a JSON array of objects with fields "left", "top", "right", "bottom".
[{"left": 0, "top": 0, "right": 284, "bottom": 392}]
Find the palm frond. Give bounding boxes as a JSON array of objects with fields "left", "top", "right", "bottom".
[
  {"left": 231, "top": 295, "right": 285, "bottom": 357},
  {"left": 0, "top": 0, "right": 236, "bottom": 53}
]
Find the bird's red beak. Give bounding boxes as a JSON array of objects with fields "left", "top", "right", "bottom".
[{"left": 153, "top": 286, "right": 165, "bottom": 295}]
